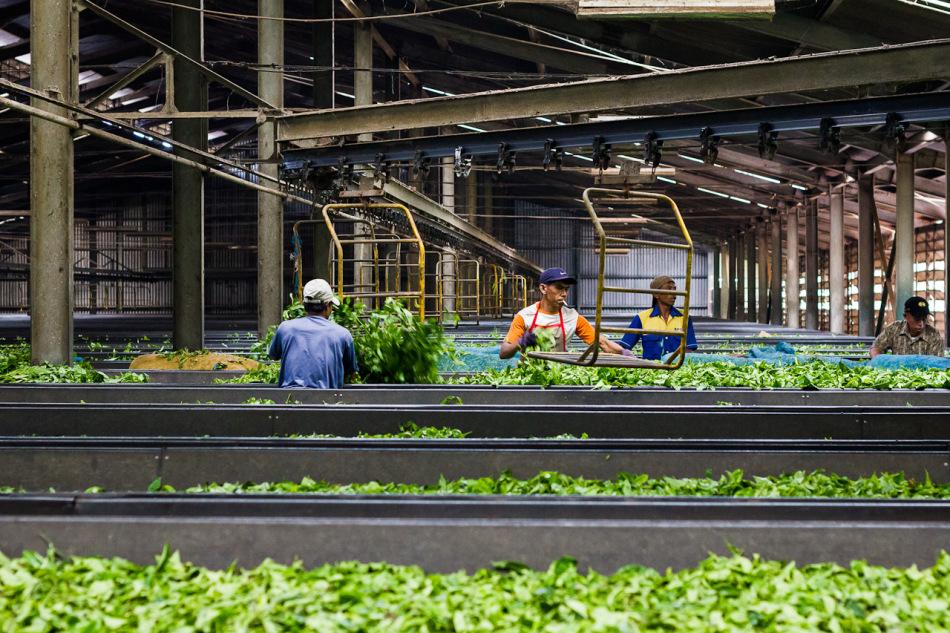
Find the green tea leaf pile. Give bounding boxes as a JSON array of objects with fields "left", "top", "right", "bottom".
[
  {"left": 173, "top": 470, "right": 950, "bottom": 499},
  {"left": 2, "top": 548, "right": 949, "bottom": 631}
]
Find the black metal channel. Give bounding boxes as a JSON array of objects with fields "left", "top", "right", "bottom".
[
  {"left": 2, "top": 437, "right": 948, "bottom": 491},
  {"left": 282, "top": 92, "right": 950, "bottom": 168},
  {"left": 2, "top": 494, "right": 948, "bottom": 572},
  {"left": 1, "top": 403, "right": 948, "bottom": 439},
  {"left": 2, "top": 384, "right": 950, "bottom": 407}
]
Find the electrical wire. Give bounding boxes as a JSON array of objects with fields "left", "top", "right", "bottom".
[{"left": 135, "top": 0, "right": 563, "bottom": 23}]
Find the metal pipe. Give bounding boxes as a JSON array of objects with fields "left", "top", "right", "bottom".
[
  {"left": 712, "top": 245, "right": 721, "bottom": 320},
  {"left": 29, "top": 0, "right": 76, "bottom": 365},
  {"left": 257, "top": 0, "right": 285, "bottom": 337},
  {"left": 857, "top": 173, "right": 875, "bottom": 336},
  {"left": 829, "top": 186, "right": 846, "bottom": 333},
  {"left": 895, "top": 151, "right": 916, "bottom": 308},
  {"left": 786, "top": 206, "right": 800, "bottom": 329},
  {"left": 727, "top": 239, "right": 737, "bottom": 320}
]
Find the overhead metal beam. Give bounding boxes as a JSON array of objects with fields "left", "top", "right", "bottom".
[
  {"left": 380, "top": 178, "right": 542, "bottom": 275},
  {"left": 278, "top": 39, "right": 950, "bottom": 141},
  {"left": 282, "top": 92, "right": 950, "bottom": 168},
  {"left": 386, "top": 17, "right": 625, "bottom": 75},
  {"left": 726, "top": 12, "right": 882, "bottom": 51},
  {"left": 78, "top": 0, "right": 280, "bottom": 111}
]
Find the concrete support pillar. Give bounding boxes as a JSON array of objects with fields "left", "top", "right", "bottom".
[
  {"left": 786, "top": 206, "right": 800, "bottom": 329},
  {"left": 757, "top": 219, "right": 768, "bottom": 323},
  {"left": 829, "top": 186, "right": 846, "bottom": 333},
  {"left": 466, "top": 170, "right": 478, "bottom": 225},
  {"left": 805, "top": 199, "right": 819, "bottom": 330},
  {"left": 354, "top": 18, "right": 373, "bottom": 143},
  {"left": 746, "top": 228, "right": 756, "bottom": 322},
  {"left": 481, "top": 175, "right": 493, "bottom": 236},
  {"left": 441, "top": 154, "right": 456, "bottom": 314},
  {"left": 719, "top": 244, "right": 730, "bottom": 319},
  {"left": 857, "top": 173, "right": 875, "bottom": 336},
  {"left": 353, "top": 25, "right": 374, "bottom": 297},
  {"left": 735, "top": 233, "right": 745, "bottom": 321},
  {"left": 712, "top": 245, "right": 721, "bottom": 319},
  {"left": 895, "top": 151, "right": 916, "bottom": 308},
  {"left": 727, "top": 238, "right": 738, "bottom": 320},
  {"left": 171, "top": 0, "right": 207, "bottom": 350},
  {"left": 257, "top": 0, "right": 284, "bottom": 337},
  {"left": 311, "top": 0, "right": 333, "bottom": 108},
  {"left": 29, "top": 0, "right": 77, "bottom": 364},
  {"left": 769, "top": 209, "right": 783, "bottom": 325}
]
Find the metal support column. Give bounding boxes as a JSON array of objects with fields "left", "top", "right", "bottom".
[
  {"left": 746, "top": 227, "right": 756, "bottom": 322},
  {"left": 441, "top": 152, "right": 456, "bottom": 314},
  {"left": 786, "top": 206, "right": 800, "bottom": 329},
  {"left": 29, "top": 0, "right": 77, "bottom": 364},
  {"left": 945, "top": 130, "right": 950, "bottom": 348},
  {"left": 895, "top": 151, "right": 916, "bottom": 308},
  {"left": 805, "top": 199, "right": 820, "bottom": 330},
  {"left": 466, "top": 170, "right": 478, "bottom": 225},
  {"left": 757, "top": 218, "right": 769, "bottom": 323},
  {"left": 769, "top": 209, "right": 783, "bottom": 325},
  {"left": 257, "top": 0, "right": 284, "bottom": 336},
  {"left": 354, "top": 18, "right": 373, "bottom": 143},
  {"left": 727, "top": 238, "right": 738, "bottom": 320},
  {"left": 171, "top": 0, "right": 207, "bottom": 350},
  {"left": 857, "top": 173, "right": 875, "bottom": 336},
  {"left": 353, "top": 18, "right": 374, "bottom": 287},
  {"left": 719, "top": 243, "right": 730, "bottom": 320},
  {"left": 712, "top": 245, "right": 721, "bottom": 320},
  {"left": 829, "top": 186, "right": 846, "bottom": 333},
  {"left": 736, "top": 233, "right": 746, "bottom": 321}
]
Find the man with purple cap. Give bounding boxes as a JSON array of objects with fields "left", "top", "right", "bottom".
[
  {"left": 499, "top": 267, "right": 598, "bottom": 359},
  {"left": 268, "top": 278, "right": 359, "bottom": 388}
]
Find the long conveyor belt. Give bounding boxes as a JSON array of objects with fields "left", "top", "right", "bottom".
[
  {"left": 2, "top": 437, "right": 949, "bottom": 490},
  {"left": 2, "top": 384, "right": 950, "bottom": 407},
  {"left": 1, "top": 493, "right": 947, "bottom": 572},
  {"left": 1, "top": 402, "right": 949, "bottom": 438}
]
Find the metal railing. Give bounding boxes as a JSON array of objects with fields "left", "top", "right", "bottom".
[
  {"left": 320, "top": 203, "right": 426, "bottom": 318},
  {"left": 528, "top": 188, "right": 693, "bottom": 369}
]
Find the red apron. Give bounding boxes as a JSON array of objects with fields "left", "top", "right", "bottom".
[{"left": 527, "top": 303, "right": 568, "bottom": 351}]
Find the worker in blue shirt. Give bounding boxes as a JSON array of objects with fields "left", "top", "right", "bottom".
[
  {"left": 600, "top": 275, "right": 697, "bottom": 360},
  {"left": 268, "top": 279, "right": 359, "bottom": 388}
]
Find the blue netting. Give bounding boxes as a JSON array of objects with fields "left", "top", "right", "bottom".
[
  {"left": 439, "top": 346, "right": 518, "bottom": 373},
  {"left": 680, "top": 341, "right": 945, "bottom": 370},
  {"left": 868, "top": 354, "right": 950, "bottom": 370}
]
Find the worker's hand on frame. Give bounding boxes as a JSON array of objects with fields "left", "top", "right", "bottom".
[{"left": 518, "top": 332, "right": 538, "bottom": 348}]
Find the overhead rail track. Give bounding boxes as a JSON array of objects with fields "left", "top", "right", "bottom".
[
  {"left": 1, "top": 403, "right": 950, "bottom": 439},
  {"left": 2, "top": 494, "right": 949, "bottom": 571},
  {"left": 282, "top": 92, "right": 950, "bottom": 170},
  {"left": 2, "top": 437, "right": 949, "bottom": 491}
]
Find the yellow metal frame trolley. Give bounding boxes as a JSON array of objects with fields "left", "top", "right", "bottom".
[{"left": 527, "top": 188, "right": 693, "bottom": 369}]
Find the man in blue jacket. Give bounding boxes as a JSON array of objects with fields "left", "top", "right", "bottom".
[
  {"left": 601, "top": 275, "right": 697, "bottom": 360},
  {"left": 268, "top": 279, "right": 359, "bottom": 388}
]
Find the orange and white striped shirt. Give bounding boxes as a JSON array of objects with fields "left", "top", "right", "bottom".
[{"left": 504, "top": 303, "right": 596, "bottom": 351}]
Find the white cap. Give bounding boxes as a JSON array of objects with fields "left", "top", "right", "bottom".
[{"left": 302, "top": 278, "right": 340, "bottom": 306}]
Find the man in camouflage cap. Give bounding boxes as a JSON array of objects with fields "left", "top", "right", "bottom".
[{"left": 870, "top": 297, "right": 945, "bottom": 358}]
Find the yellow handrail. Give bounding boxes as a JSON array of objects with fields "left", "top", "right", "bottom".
[{"left": 321, "top": 203, "right": 426, "bottom": 319}]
